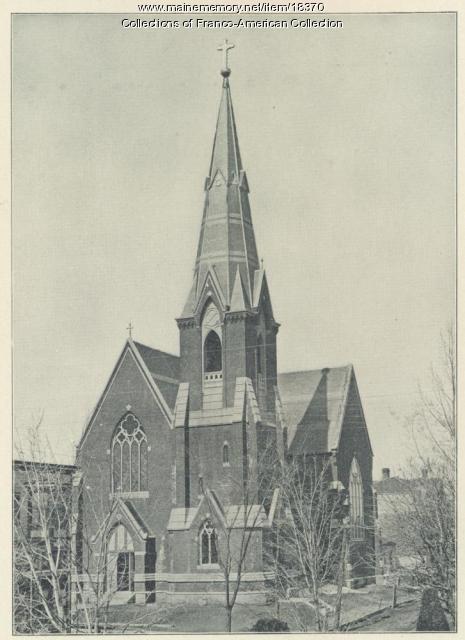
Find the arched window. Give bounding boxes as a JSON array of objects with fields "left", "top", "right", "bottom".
[
  {"left": 222, "top": 442, "right": 230, "bottom": 466},
  {"left": 204, "top": 330, "right": 222, "bottom": 373},
  {"left": 255, "top": 336, "right": 266, "bottom": 402},
  {"left": 107, "top": 524, "right": 134, "bottom": 592},
  {"left": 200, "top": 520, "right": 218, "bottom": 565},
  {"left": 349, "top": 457, "right": 364, "bottom": 540},
  {"left": 111, "top": 413, "right": 148, "bottom": 494}
]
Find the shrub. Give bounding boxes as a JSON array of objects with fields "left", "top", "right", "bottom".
[
  {"left": 416, "top": 588, "right": 450, "bottom": 631},
  {"left": 251, "top": 618, "right": 290, "bottom": 632}
]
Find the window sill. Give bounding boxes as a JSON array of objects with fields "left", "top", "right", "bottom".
[
  {"left": 197, "top": 563, "right": 221, "bottom": 570},
  {"left": 111, "top": 491, "right": 149, "bottom": 499},
  {"left": 222, "top": 462, "right": 230, "bottom": 468}
]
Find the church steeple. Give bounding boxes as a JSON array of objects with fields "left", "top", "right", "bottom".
[
  {"left": 177, "top": 46, "right": 278, "bottom": 417},
  {"left": 181, "top": 45, "right": 260, "bottom": 317}
]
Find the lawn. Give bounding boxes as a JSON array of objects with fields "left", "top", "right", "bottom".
[{"left": 103, "top": 584, "right": 420, "bottom": 633}]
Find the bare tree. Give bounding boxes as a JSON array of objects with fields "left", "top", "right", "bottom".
[
  {"left": 384, "top": 327, "right": 456, "bottom": 626},
  {"left": 13, "top": 425, "right": 159, "bottom": 634},
  {"left": 273, "top": 454, "right": 347, "bottom": 632},
  {"left": 201, "top": 438, "right": 281, "bottom": 633}
]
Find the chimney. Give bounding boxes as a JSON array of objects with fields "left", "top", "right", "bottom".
[{"left": 382, "top": 468, "right": 390, "bottom": 480}]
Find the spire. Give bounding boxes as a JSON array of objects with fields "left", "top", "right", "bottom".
[{"left": 180, "top": 44, "right": 260, "bottom": 318}]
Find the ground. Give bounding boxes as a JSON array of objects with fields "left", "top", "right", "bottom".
[
  {"left": 102, "top": 584, "right": 421, "bottom": 632},
  {"left": 345, "top": 600, "right": 421, "bottom": 632}
]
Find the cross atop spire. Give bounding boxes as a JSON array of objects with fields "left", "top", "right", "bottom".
[
  {"left": 127, "top": 321, "right": 133, "bottom": 339},
  {"left": 217, "top": 39, "right": 235, "bottom": 78}
]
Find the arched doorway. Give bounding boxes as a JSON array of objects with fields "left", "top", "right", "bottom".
[{"left": 107, "top": 524, "right": 135, "bottom": 595}]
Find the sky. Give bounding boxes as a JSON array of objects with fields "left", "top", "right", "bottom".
[{"left": 12, "top": 12, "right": 455, "bottom": 477}]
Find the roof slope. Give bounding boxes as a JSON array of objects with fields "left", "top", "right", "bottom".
[
  {"left": 133, "top": 341, "right": 180, "bottom": 410},
  {"left": 278, "top": 365, "right": 353, "bottom": 454}
]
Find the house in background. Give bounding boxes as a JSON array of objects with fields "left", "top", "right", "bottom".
[
  {"left": 13, "top": 460, "right": 76, "bottom": 633},
  {"left": 373, "top": 467, "right": 429, "bottom": 580}
]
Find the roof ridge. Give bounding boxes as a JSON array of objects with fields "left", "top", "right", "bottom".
[{"left": 278, "top": 364, "right": 353, "bottom": 376}]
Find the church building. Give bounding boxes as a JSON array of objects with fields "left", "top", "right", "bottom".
[{"left": 74, "top": 46, "right": 375, "bottom": 606}]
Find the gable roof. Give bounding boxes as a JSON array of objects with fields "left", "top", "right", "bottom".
[
  {"left": 77, "top": 339, "right": 180, "bottom": 453},
  {"left": 117, "top": 498, "right": 151, "bottom": 540},
  {"left": 277, "top": 365, "right": 354, "bottom": 454}
]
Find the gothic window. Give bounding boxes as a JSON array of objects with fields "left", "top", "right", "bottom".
[
  {"left": 222, "top": 442, "right": 230, "bottom": 466},
  {"left": 204, "top": 330, "right": 222, "bottom": 373},
  {"left": 349, "top": 457, "right": 364, "bottom": 540},
  {"left": 111, "top": 413, "right": 148, "bottom": 494},
  {"left": 107, "top": 524, "right": 134, "bottom": 592},
  {"left": 200, "top": 520, "right": 218, "bottom": 565}
]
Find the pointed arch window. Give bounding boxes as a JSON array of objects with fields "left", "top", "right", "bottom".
[
  {"left": 111, "top": 413, "right": 148, "bottom": 494},
  {"left": 204, "top": 330, "right": 222, "bottom": 373},
  {"left": 202, "top": 302, "right": 223, "bottom": 378},
  {"left": 222, "top": 442, "right": 230, "bottom": 466},
  {"left": 349, "top": 457, "right": 364, "bottom": 540},
  {"left": 199, "top": 520, "right": 218, "bottom": 565},
  {"left": 107, "top": 524, "right": 134, "bottom": 592}
]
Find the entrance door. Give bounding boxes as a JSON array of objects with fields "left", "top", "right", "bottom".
[
  {"left": 107, "top": 524, "right": 134, "bottom": 596},
  {"left": 116, "top": 551, "right": 134, "bottom": 592}
]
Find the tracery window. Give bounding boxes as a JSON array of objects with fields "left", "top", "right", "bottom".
[
  {"left": 111, "top": 413, "right": 148, "bottom": 493},
  {"left": 200, "top": 520, "right": 218, "bottom": 565},
  {"left": 349, "top": 457, "right": 364, "bottom": 540}
]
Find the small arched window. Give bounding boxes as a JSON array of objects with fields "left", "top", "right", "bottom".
[
  {"left": 200, "top": 520, "right": 218, "bottom": 565},
  {"left": 111, "top": 413, "right": 148, "bottom": 494},
  {"left": 349, "top": 457, "right": 364, "bottom": 540},
  {"left": 222, "top": 443, "right": 230, "bottom": 466},
  {"left": 256, "top": 344, "right": 262, "bottom": 375},
  {"left": 204, "top": 330, "right": 222, "bottom": 373}
]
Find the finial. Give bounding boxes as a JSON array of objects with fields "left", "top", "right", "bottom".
[
  {"left": 127, "top": 321, "right": 133, "bottom": 339},
  {"left": 261, "top": 258, "right": 264, "bottom": 269},
  {"left": 217, "top": 39, "right": 235, "bottom": 78}
]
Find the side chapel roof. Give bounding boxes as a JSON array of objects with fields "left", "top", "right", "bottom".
[{"left": 278, "top": 364, "right": 370, "bottom": 455}]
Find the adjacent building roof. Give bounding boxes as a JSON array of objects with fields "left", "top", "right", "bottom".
[
  {"left": 373, "top": 477, "right": 416, "bottom": 495},
  {"left": 277, "top": 365, "right": 354, "bottom": 454}
]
